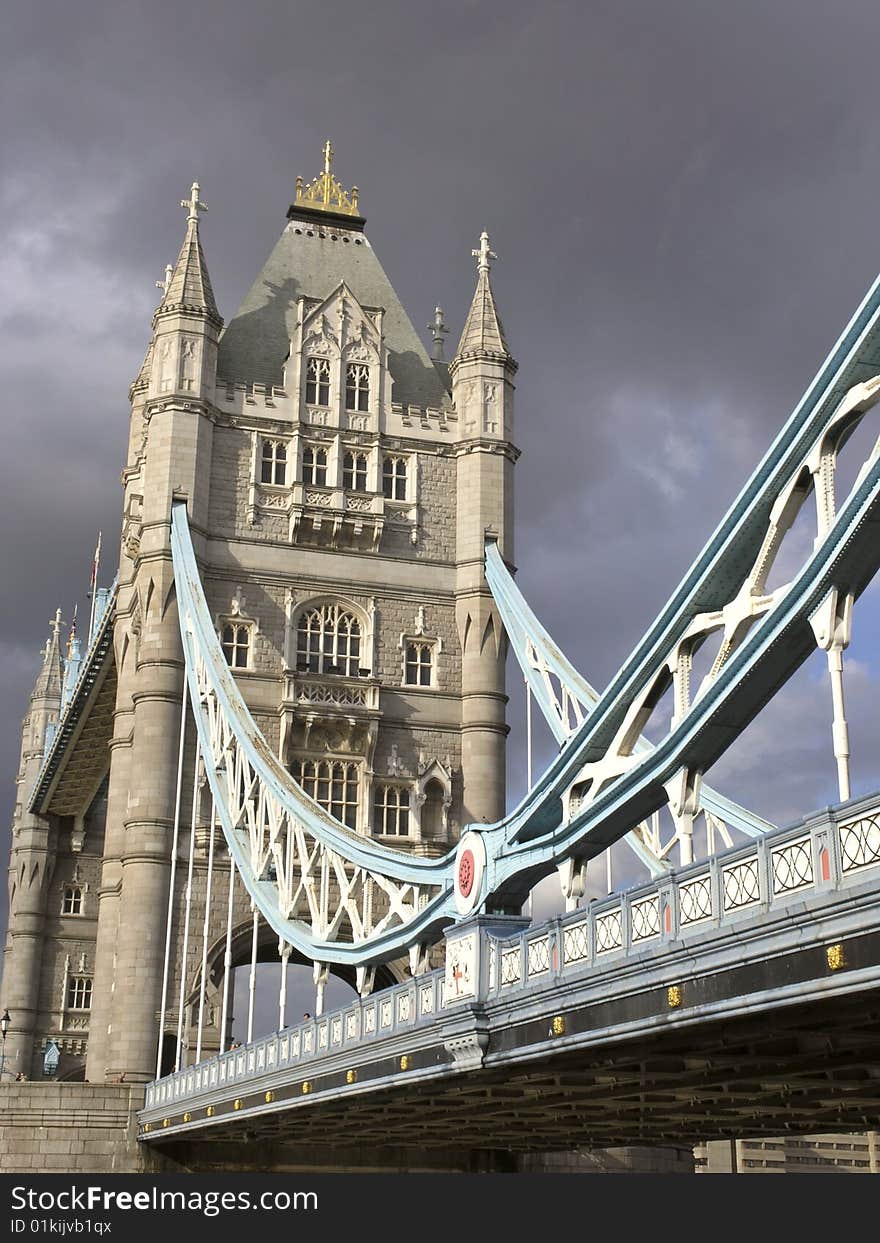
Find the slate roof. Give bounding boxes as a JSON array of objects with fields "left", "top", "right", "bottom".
[
  {"left": 160, "top": 218, "right": 222, "bottom": 325},
  {"left": 454, "top": 266, "right": 513, "bottom": 364},
  {"left": 217, "top": 222, "right": 451, "bottom": 409}
]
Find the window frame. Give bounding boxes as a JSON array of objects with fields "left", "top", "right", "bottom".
[
  {"left": 61, "top": 885, "right": 84, "bottom": 916},
  {"left": 302, "top": 443, "right": 329, "bottom": 487},
  {"left": 220, "top": 621, "right": 252, "bottom": 670},
  {"left": 295, "top": 602, "right": 364, "bottom": 677},
  {"left": 260, "top": 438, "right": 288, "bottom": 487},
  {"left": 372, "top": 783, "right": 412, "bottom": 837},
  {"left": 345, "top": 362, "right": 370, "bottom": 413},
  {"left": 342, "top": 450, "right": 369, "bottom": 492},
  {"left": 404, "top": 641, "right": 435, "bottom": 687},
  {"left": 305, "top": 356, "right": 331, "bottom": 407},
  {"left": 66, "top": 976, "right": 93, "bottom": 1011},
  {"left": 382, "top": 454, "right": 408, "bottom": 501},
  {"left": 293, "top": 758, "right": 361, "bottom": 830}
]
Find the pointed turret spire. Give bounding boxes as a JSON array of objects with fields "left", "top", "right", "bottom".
[
  {"left": 157, "top": 181, "right": 221, "bottom": 326},
  {"left": 31, "top": 609, "right": 64, "bottom": 702},
  {"left": 453, "top": 231, "right": 514, "bottom": 365}
]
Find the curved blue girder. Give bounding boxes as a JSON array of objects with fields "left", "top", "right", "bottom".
[{"left": 484, "top": 542, "right": 775, "bottom": 845}]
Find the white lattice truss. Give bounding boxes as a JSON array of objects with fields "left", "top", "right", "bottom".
[{"left": 559, "top": 374, "right": 880, "bottom": 857}]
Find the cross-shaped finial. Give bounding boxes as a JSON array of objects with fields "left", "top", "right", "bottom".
[
  {"left": 472, "top": 230, "right": 497, "bottom": 274},
  {"left": 156, "top": 263, "right": 173, "bottom": 296},
  {"left": 323, "top": 140, "right": 334, "bottom": 175},
  {"left": 180, "top": 181, "right": 208, "bottom": 222},
  {"left": 427, "top": 306, "right": 449, "bottom": 361},
  {"left": 49, "top": 608, "right": 63, "bottom": 637}
]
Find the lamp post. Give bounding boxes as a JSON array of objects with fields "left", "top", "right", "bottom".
[{"left": 0, "top": 1009, "right": 9, "bottom": 1080}]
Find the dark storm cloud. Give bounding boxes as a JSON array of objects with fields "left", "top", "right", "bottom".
[{"left": 3, "top": 0, "right": 880, "bottom": 940}]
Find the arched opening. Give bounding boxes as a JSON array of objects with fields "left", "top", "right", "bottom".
[
  {"left": 158, "top": 1032, "right": 178, "bottom": 1077},
  {"left": 422, "top": 778, "right": 446, "bottom": 839}
]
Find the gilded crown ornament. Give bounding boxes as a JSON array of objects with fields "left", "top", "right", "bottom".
[{"left": 294, "top": 140, "right": 360, "bottom": 217}]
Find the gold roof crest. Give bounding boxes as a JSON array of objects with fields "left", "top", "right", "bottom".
[{"left": 294, "top": 140, "right": 360, "bottom": 217}]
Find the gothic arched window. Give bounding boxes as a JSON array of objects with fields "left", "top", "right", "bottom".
[
  {"left": 67, "top": 977, "right": 93, "bottom": 1010},
  {"left": 421, "top": 779, "right": 446, "bottom": 839},
  {"left": 221, "top": 623, "right": 251, "bottom": 669},
  {"left": 405, "top": 642, "right": 433, "bottom": 686},
  {"left": 345, "top": 363, "right": 370, "bottom": 412},
  {"left": 373, "top": 785, "right": 410, "bottom": 836},
  {"left": 382, "top": 455, "right": 407, "bottom": 500},
  {"left": 342, "top": 451, "right": 368, "bottom": 492},
  {"left": 302, "top": 445, "right": 328, "bottom": 486},
  {"left": 296, "top": 603, "right": 362, "bottom": 676},
  {"left": 293, "top": 759, "right": 359, "bottom": 829},
  {"left": 261, "top": 439, "right": 287, "bottom": 485},
  {"left": 305, "top": 356, "right": 331, "bottom": 406}
]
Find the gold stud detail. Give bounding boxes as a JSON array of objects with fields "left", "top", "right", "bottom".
[
  {"left": 667, "top": 985, "right": 682, "bottom": 1009},
  {"left": 264, "top": 1090, "right": 274, "bottom": 1103},
  {"left": 233, "top": 1098, "right": 243, "bottom": 1110},
  {"left": 162, "top": 1118, "right": 170, "bottom": 1128},
  {"left": 551, "top": 1015, "right": 566, "bottom": 1036},
  {"left": 346, "top": 1069, "right": 357, "bottom": 1084},
  {"left": 143, "top": 1123, "right": 151, "bottom": 1133},
  {"left": 399, "top": 1055, "right": 410, "bottom": 1071},
  {"left": 827, "top": 943, "right": 846, "bottom": 971},
  {"left": 205, "top": 1106, "right": 215, "bottom": 1117},
  {"left": 301, "top": 1080, "right": 312, "bottom": 1095},
  {"left": 182, "top": 1112, "right": 191, "bottom": 1123}
]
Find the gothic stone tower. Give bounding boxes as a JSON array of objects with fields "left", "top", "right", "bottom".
[{"left": 2, "top": 145, "right": 517, "bottom": 1084}]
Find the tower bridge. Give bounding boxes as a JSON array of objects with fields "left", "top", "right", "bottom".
[{"left": 3, "top": 144, "right": 880, "bottom": 1173}]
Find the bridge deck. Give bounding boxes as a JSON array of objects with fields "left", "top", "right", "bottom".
[{"left": 140, "top": 794, "right": 880, "bottom": 1153}]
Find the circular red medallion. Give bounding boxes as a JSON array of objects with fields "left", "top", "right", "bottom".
[{"left": 458, "top": 849, "right": 475, "bottom": 898}]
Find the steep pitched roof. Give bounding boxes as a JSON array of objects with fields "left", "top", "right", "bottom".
[
  {"left": 454, "top": 266, "right": 512, "bottom": 363},
  {"left": 32, "top": 614, "right": 63, "bottom": 703},
  {"left": 217, "top": 223, "right": 451, "bottom": 409},
  {"left": 159, "top": 186, "right": 221, "bottom": 325}
]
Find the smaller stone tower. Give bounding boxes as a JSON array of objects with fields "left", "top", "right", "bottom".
[{"left": 2, "top": 614, "right": 64, "bottom": 1076}]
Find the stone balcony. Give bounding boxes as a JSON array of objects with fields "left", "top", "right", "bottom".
[{"left": 279, "top": 669, "right": 381, "bottom": 763}]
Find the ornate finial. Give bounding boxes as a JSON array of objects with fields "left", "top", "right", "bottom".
[
  {"left": 50, "top": 608, "right": 63, "bottom": 638},
  {"left": 472, "top": 230, "right": 497, "bottom": 275},
  {"left": 156, "top": 263, "right": 173, "bottom": 297},
  {"left": 180, "top": 181, "right": 208, "bottom": 223},
  {"left": 67, "top": 605, "right": 78, "bottom": 659},
  {"left": 294, "top": 141, "right": 361, "bottom": 218},
  {"left": 428, "top": 306, "right": 449, "bottom": 361}
]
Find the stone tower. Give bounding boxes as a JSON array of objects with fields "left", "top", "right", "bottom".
[{"left": 1, "top": 145, "right": 518, "bottom": 1084}]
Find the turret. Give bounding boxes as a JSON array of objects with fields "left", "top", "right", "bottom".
[
  {"left": 2, "top": 612, "right": 64, "bottom": 1076},
  {"left": 450, "top": 234, "right": 518, "bottom": 825},
  {"left": 87, "top": 183, "right": 222, "bottom": 1082}
]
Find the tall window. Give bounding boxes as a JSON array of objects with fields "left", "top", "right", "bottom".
[
  {"left": 296, "top": 604, "right": 362, "bottom": 675},
  {"left": 373, "top": 785, "right": 410, "bottom": 836},
  {"left": 382, "top": 456, "right": 407, "bottom": 500},
  {"left": 302, "top": 445, "right": 328, "bottom": 486},
  {"left": 305, "top": 357, "right": 330, "bottom": 406},
  {"left": 345, "top": 363, "right": 370, "bottom": 412},
  {"left": 62, "top": 885, "right": 83, "bottom": 916},
  {"left": 221, "top": 623, "right": 250, "bottom": 669},
  {"left": 67, "top": 977, "right": 93, "bottom": 1010},
  {"left": 342, "top": 451, "right": 368, "bottom": 491},
  {"left": 261, "top": 439, "right": 287, "bottom": 485},
  {"left": 405, "top": 642, "right": 433, "bottom": 686},
  {"left": 293, "top": 759, "right": 359, "bottom": 829}
]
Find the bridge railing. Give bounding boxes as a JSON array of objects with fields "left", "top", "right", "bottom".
[
  {"left": 146, "top": 968, "right": 446, "bottom": 1112},
  {"left": 480, "top": 794, "right": 880, "bottom": 1002},
  {"left": 145, "top": 793, "right": 880, "bottom": 1114}
]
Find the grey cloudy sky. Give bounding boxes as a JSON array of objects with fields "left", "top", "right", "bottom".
[{"left": 2, "top": 0, "right": 880, "bottom": 954}]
